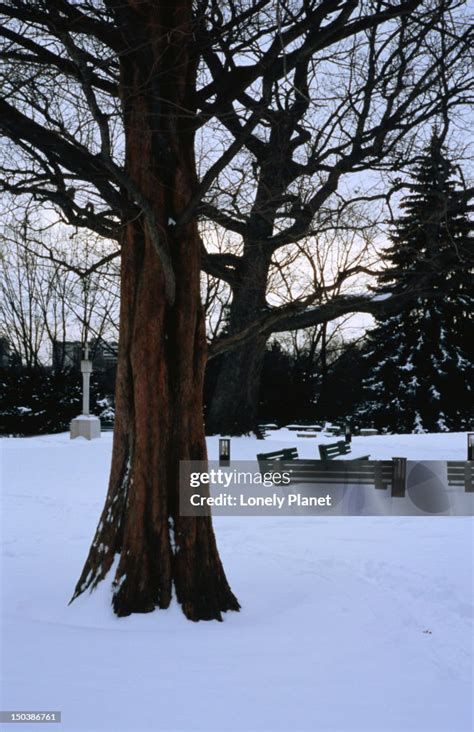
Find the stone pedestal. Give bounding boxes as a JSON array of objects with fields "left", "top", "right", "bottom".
[{"left": 70, "top": 415, "right": 101, "bottom": 440}]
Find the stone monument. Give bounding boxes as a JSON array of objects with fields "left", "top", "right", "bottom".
[{"left": 70, "top": 344, "right": 101, "bottom": 440}]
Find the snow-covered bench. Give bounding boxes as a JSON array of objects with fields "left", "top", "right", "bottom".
[
  {"left": 324, "top": 424, "right": 344, "bottom": 436},
  {"left": 318, "top": 440, "right": 370, "bottom": 461},
  {"left": 257, "top": 451, "right": 396, "bottom": 493},
  {"left": 287, "top": 424, "right": 323, "bottom": 432},
  {"left": 256, "top": 447, "right": 299, "bottom": 462},
  {"left": 447, "top": 462, "right": 473, "bottom": 492},
  {"left": 256, "top": 423, "right": 279, "bottom": 439}
]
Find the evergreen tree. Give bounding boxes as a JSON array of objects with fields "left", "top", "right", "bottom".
[{"left": 358, "top": 135, "right": 473, "bottom": 433}]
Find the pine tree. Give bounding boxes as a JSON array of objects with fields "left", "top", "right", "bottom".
[{"left": 358, "top": 135, "right": 473, "bottom": 433}]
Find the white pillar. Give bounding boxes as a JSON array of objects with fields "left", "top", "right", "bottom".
[
  {"left": 70, "top": 342, "right": 101, "bottom": 440},
  {"left": 81, "top": 345, "right": 92, "bottom": 416}
]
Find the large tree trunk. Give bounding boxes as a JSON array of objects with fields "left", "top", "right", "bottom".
[
  {"left": 71, "top": 0, "right": 239, "bottom": 621},
  {"left": 206, "top": 254, "right": 270, "bottom": 436},
  {"left": 206, "top": 334, "right": 267, "bottom": 435},
  {"left": 206, "top": 112, "right": 295, "bottom": 436}
]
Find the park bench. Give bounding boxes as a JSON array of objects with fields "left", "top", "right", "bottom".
[
  {"left": 256, "top": 447, "right": 299, "bottom": 462},
  {"left": 447, "top": 461, "right": 473, "bottom": 492},
  {"left": 256, "top": 452, "right": 474, "bottom": 499},
  {"left": 257, "top": 450, "right": 398, "bottom": 494},
  {"left": 318, "top": 440, "right": 370, "bottom": 461},
  {"left": 256, "top": 423, "right": 279, "bottom": 439},
  {"left": 287, "top": 424, "right": 323, "bottom": 432},
  {"left": 324, "top": 425, "right": 343, "bottom": 437}
]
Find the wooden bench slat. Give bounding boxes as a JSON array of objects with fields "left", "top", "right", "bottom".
[
  {"left": 257, "top": 448, "right": 298, "bottom": 462},
  {"left": 447, "top": 462, "right": 473, "bottom": 492},
  {"left": 319, "top": 440, "right": 370, "bottom": 461},
  {"left": 257, "top": 454, "right": 396, "bottom": 491}
]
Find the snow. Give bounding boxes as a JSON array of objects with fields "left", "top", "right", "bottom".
[
  {"left": 1, "top": 431, "right": 473, "bottom": 732},
  {"left": 73, "top": 414, "right": 101, "bottom": 421},
  {"left": 371, "top": 293, "right": 392, "bottom": 301},
  {"left": 208, "top": 428, "right": 471, "bottom": 461}
]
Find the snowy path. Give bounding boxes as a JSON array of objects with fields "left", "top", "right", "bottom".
[{"left": 1, "top": 434, "right": 473, "bottom": 732}]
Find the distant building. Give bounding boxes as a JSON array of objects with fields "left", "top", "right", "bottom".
[
  {"left": 52, "top": 340, "right": 83, "bottom": 371},
  {"left": 52, "top": 339, "right": 118, "bottom": 374},
  {"left": 90, "top": 339, "right": 118, "bottom": 374}
]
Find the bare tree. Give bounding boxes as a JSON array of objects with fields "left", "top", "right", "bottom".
[
  {"left": 0, "top": 0, "right": 471, "bottom": 619},
  {"left": 202, "top": 1, "right": 473, "bottom": 434},
  {"left": 0, "top": 227, "right": 47, "bottom": 369},
  {"left": 0, "top": 214, "right": 119, "bottom": 369},
  {"left": 200, "top": 219, "right": 235, "bottom": 341}
]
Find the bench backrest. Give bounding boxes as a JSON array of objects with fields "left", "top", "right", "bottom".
[
  {"left": 447, "top": 462, "right": 473, "bottom": 492},
  {"left": 325, "top": 425, "right": 343, "bottom": 436},
  {"left": 318, "top": 441, "right": 351, "bottom": 460},
  {"left": 257, "top": 448, "right": 299, "bottom": 462}
]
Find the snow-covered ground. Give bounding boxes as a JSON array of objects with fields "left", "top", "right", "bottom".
[
  {"left": 207, "top": 428, "right": 471, "bottom": 461},
  {"left": 1, "top": 431, "right": 473, "bottom": 732}
]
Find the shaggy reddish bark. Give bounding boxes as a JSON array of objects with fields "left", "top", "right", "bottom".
[{"left": 71, "top": 0, "right": 239, "bottom": 620}]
